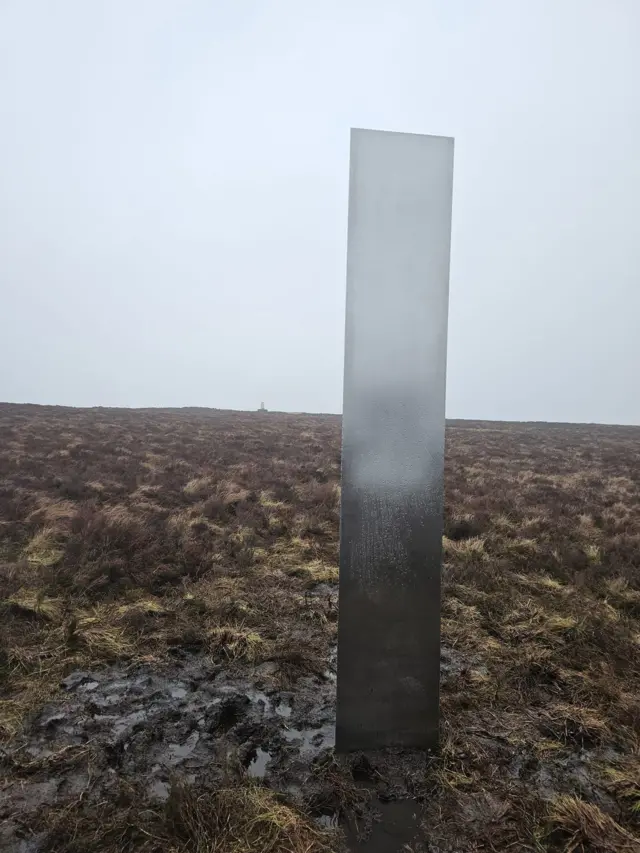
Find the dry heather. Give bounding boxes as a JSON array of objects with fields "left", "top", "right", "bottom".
[{"left": 1, "top": 403, "right": 639, "bottom": 852}]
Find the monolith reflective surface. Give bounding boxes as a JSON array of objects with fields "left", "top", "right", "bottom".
[{"left": 336, "top": 129, "right": 454, "bottom": 751}]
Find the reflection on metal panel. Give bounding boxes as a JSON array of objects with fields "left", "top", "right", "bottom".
[{"left": 336, "top": 129, "right": 454, "bottom": 751}]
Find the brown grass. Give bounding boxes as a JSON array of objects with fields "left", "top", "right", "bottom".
[
  {"left": 40, "top": 779, "right": 336, "bottom": 853},
  {"left": 1, "top": 405, "right": 640, "bottom": 852},
  {"left": 549, "top": 795, "right": 639, "bottom": 852}
]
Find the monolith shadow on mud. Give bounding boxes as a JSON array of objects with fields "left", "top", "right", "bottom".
[
  {"left": 344, "top": 796, "right": 420, "bottom": 853},
  {"left": 320, "top": 750, "right": 428, "bottom": 852}
]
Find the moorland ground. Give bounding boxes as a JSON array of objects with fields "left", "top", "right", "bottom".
[{"left": 1, "top": 403, "right": 639, "bottom": 852}]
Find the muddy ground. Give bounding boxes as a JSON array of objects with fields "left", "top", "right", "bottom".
[
  {"left": 1, "top": 406, "right": 639, "bottom": 852},
  {"left": 4, "top": 628, "right": 435, "bottom": 853},
  {"left": 3, "top": 629, "right": 636, "bottom": 853},
  {"left": 2, "top": 560, "right": 437, "bottom": 853}
]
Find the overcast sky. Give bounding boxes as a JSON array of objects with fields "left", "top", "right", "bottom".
[{"left": 1, "top": 1, "right": 638, "bottom": 423}]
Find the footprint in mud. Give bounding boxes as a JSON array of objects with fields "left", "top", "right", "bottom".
[
  {"left": 206, "top": 695, "right": 250, "bottom": 732},
  {"left": 163, "top": 731, "right": 200, "bottom": 767},
  {"left": 282, "top": 723, "right": 335, "bottom": 754}
]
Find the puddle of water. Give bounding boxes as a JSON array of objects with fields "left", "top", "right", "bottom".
[
  {"left": 275, "top": 699, "right": 292, "bottom": 718},
  {"left": 245, "top": 689, "right": 272, "bottom": 715},
  {"left": 149, "top": 779, "right": 170, "bottom": 802},
  {"left": 92, "top": 694, "right": 122, "bottom": 708},
  {"left": 283, "top": 727, "right": 302, "bottom": 743},
  {"left": 316, "top": 812, "right": 339, "bottom": 830},
  {"left": 248, "top": 748, "right": 271, "bottom": 779},
  {"left": 323, "top": 646, "right": 338, "bottom": 682},
  {"left": 164, "top": 731, "right": 200, "bottom": 766}
]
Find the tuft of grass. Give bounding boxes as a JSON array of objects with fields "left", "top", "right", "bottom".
[
  {"left": 166, "top": 783, "right": 337, "bottom": 853},
  {"left": 0, "top": 698, "right": 28, "bottom": 740},
  {"left": 505, "top": 537, "right": 539, "bottom": 554},
  {"left": 442, "top": 536, "right": 486, "bottom": 560},
  {"left": 548, "top": 795, "right": 640, "bottom": 852},
  {"left": 603, "top": 765, "right": 640, "bottom": 818},
  {"left": 493, "top": 512, "right": 518, "bottom": 531},
  {"left": 604, "top": 578, "right": 640, "bottom": 616},
  {"left": 516, "top": 573, "right": 567, "bottom": 592},
  {"left": 4, "top": 589, "right": 64, "bottom": 622},
  {"left": 540, "top": 704, "right": 610, "bottom": 747},
  {"left": 285, "top": 559, "right": 338, "bottom": 586},
  {"left": 219, "top": 481, "right": 251, "bottom": 506},
  {"left": 183, "top": 476, "right": 214, "bottom": 499},
  {"left": 69, "top": 608, "right": 136, "bottom": 661},
  {"left": 207, "top": 626, "right": 265, "bottom": 663},
  {"left": 23, "top": 527, "right": 64, "bottom": 566},
  {"left": 584, "top": 543, "right": 601, "bottom": 565},
  {"left": 40, "top": 779, "right": 337, "bottom": 853},
  {"left": 28, "top": 500, "right": 77, "bottom": 524},
  {"left": 259, "top": 491, "right": 287, "bottom": 509}
]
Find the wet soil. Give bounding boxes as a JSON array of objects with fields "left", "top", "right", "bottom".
[
  {"left": 0, "top": 636, "right": 625, "bottom": 853},
  {"left": 1, "top": 628, "right": 446, "bottom": 853}
]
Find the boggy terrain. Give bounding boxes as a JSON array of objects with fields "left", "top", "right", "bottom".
[{"left": 1, "top": 403, "right": 639, "bottom": 852}]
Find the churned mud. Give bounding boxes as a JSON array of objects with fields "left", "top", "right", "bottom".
[
  {"left": 1, "top": 638, "right": 478, "bottom": 853},
  {"left": 4, "top": 635, "right": 627, "bottom": 853}
]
